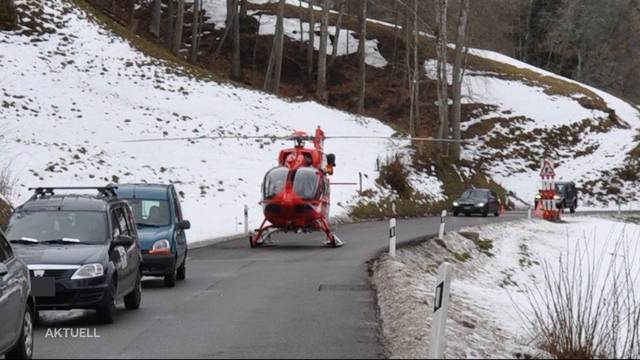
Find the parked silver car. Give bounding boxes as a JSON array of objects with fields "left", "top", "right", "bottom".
[{"left": 0, "top": 229, "right": 34, "bottom": 359}]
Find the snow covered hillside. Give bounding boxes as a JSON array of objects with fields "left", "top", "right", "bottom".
[
  {"left": 0, "top": 0, "right": 442, "bottom": 242},
  {"left": 372, "top": 216, "right": 640, "bottom": 358},
  {"left": 202, "top": 0, "right": 640, "bottom": 208}
]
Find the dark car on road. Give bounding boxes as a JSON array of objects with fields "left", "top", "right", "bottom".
[
  {"left": 0, "top": 229, "right": 35, "bottom": 359},
  {"left": 452, "top": 188, "right": 501, "bottom": 217},
  {"left": 5, "top": 186, "right": 142, "bottom": 324},
  {"left": 115, "top": 184, "right": 190, "bottom": 287},
  {"left": 535, "top": 181, "right": 578, "bottom": 213}
]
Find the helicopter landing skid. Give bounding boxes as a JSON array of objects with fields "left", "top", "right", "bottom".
[{"left": 319, "top": 218, "right": 344, "bottom": 248}]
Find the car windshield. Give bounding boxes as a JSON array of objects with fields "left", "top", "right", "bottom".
[
  {"left": 293, "top": 167, "right": 320, "bottom": 200},
  {"left": 263, "top": 167, "right": 289, "bottom": 199},
  {"left": 555, "top": 184, "right": 567, "bottom": 194},
  {"left": 125, "top": 199, "right": 171, "bottom": 227},
  {"left": 460, "top": 189, "right": 489, "bottom": 200},
  {"left": 5, "top": 211, "right": 108, "bottom": 244}
]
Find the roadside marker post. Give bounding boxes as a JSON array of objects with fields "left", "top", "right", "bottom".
[
  {"left": 527, "top": 207, "right": 532, "bottom": 219},
  {"left": 429, "top": 262, "right": 454, "bottom": 359},
  {"left": 438, "top": 210, "right": 447, "bottom": 239},
  {"left": 389, "top": 218, "right": 397, "bottom": 258},
  {"left": 358, "top": 172, "right": 363, "bottom": 192},
  {"left": 244, "top": 205, "right": 249, "bottom": 234}
]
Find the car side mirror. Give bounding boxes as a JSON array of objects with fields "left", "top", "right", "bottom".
[
  {"left": 178, "top": 220, "right": 191, "bottom": 230},
  {"left": 0, "top": 263, "right": 8, "bottom": 276},
  {"left": 112, "top": 235, "right": 133, "bottom": 247}
]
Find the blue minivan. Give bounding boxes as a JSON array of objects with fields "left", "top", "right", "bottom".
[{"left": 115, "top": 184, "right": 190, "bottom": 287}]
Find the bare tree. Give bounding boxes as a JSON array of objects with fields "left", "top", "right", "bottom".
[
  {"left": 264, "top": 0, "right": 286, "bottom": 93},
  {"left": 172, "top": 0, "right": 185, "bottom": 55},
  {"left": 150, "top": 0, "right": 161, "bottom": 38},
  {"left": 127, "top": 0, "right": 136, "bottom": 31},
  {"left": 357, "top": 0, "right": 367, "bottom": 114},
  {"left": 307, "top": 0, "right": 316, "bottom": 81},
  {"left": 329, "top": 0, "right": 346, "bottom": 68},
  {"left": 316, "top": 0, "right": 330, "bottom": 102},
  {"left": 408, "top": 0, "right": 419, "bottom": 137},
  {"left": 231, "top": 0, "right": 242, "bottom": 80},
  {"left": 435, "top": 0, "right": 449, "bottom": 155},
  {"left": 450, "top": 0, "right": 469, "bottom": 161},
  {"left": 190, "top": 0, "right": 202, "bottom": 62},
  {"left": 165, "top": 0, "right": 176, "bottom": 48}
]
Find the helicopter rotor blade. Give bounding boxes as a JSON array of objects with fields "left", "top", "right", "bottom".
[
  {"left": 122, "top": 135, "right": 471, "bottom": 144},
  {"left": 121, "top": 135, "right": 295, "bottom": 143},
  {"left": 322, "top": 136, "right": 473, "bottom": 144}
]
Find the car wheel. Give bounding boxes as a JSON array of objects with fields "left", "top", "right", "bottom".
[
  {"left": 494, "top": 211, "right": 500, "bottom": 217},
  {"left": 124, "top": 272, "right": 142, "bottom": 310},
  {"left": 177, "top": 256, "right": 186, "bottom": 281},
  {"left": 6, "top": 304, "right": 34, "bottom": 359},
  {"left": 453, "top": 211, "right": 459, "bottom": 217},
  {"left": 482, "top": 211, "right": 488, "bottom": 217},
  {"left": 164, "top": 264, "right": 177, "bottom": 288},
  {"left": 96, "top": 282, "right": 116, "bottom": 324}
]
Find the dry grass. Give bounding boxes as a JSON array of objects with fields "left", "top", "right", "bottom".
[{"left": 518, "top": 233, "right": 640, "bottom": 359}]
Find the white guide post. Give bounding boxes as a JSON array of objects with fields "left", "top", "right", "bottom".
[
  {"left": 244, "top": 205, "right": 249, "bottom": 234},
  {"left": 429, "top": 262, "right": 454, "bottom": 359},
  {"left": 438, "top": 210, "right": 447, "bottom": 239},
  {"left": 389, "top": 218, "right": 397, "bottom": 258}
]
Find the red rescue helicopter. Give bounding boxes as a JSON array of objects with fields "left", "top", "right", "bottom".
[
  {"left": 255, "top": 126, "right": 342, "bottom": 247},
  {"left": 125, "top": 127, "right": 466, "bottom": 248}
]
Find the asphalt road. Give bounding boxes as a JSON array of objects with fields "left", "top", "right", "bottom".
[{"left": 31, "top": 212, "right": 525, "bottom": 359}]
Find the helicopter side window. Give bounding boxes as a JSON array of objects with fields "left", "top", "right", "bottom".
[
  {"left": 293, "top": 167, "right": 320, "bottom": 200},
  {"left": 263, "top": 167, "right": 289, "bottom": 200}
]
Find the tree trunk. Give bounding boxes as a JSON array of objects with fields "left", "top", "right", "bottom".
[
  {"left": 190, "top": 0, "right": 201, "bottom": 62},
  {"left": 316, "top": 0, "right": 329, "bottom": 102},
  {"left": 127, "top": 0, "right": 136, "bottom": 31},
  {"left": 306, "top": 0, "right": 316, "bottom": 82},
  {"left": 388, "top": 0, "right": 400, "bottom": 83},
  {"left": 329, "top": 0, "right": 345, "bottom": 68},
  {"left": 165, "top": 0, "right": 176, "bottom": 48},
  {"left": 522, "top": 0, "right": 534, "bottom": 62},
  {"left": 411, "top": 0, "right": 419, "bottom": 137},
  {"left": 150, "top": 0, "right": 161, "bottom": 38},
  {"left": 231, "top": 0, "right": 242, "bottom": 80},
  {"left": 240, "top": 0, "right": 247, "bottom": 18},
  {"left": 299, "top": 0, "right": 305, "bottom": 46},
  {"left": 264, "top": 0, "right": 285, "bottom": 93},
  {"left": 435, "top": 0, "right": 449, "bottom": 155},
  {"left": 451, "top": 0, "right": 469, "bottom": 161},
  {"left": 357, "top": 0, "right": 367, "bottom": 114},
  {"left": 172, "top": 0, "right": 185, "bottom": 55}
]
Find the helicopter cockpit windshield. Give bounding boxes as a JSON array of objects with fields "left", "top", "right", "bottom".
[
  {"left": 263, "top": 167, "right": 289, "bottom": 199},
  {"left": 293, "top": 167, "right": 320, "bottom": 200}
]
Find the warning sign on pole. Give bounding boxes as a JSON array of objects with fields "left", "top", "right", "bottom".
[{"left": 538, "top": 159, "right": 560, "bottom": 221}]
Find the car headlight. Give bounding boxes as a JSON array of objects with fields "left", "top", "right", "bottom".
[
  {"left": 71, "top": 263, "right": 104, "bottom": 280},
  {"left": 452, "top": 201, "right": 459, "bottom": 207},
  {"left": 554, "top": 195, "right": 560, "bottom": 200},
  {"left": 149, "top": 239, "right": 171, "bottom": 255},
  {"left": 477, "top": 202, "right": 485, "bottom": 207},
  {"left": 535, "top": 194, "right": 541, "bottom": 199}
]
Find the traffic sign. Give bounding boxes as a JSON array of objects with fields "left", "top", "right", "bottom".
[{"left": 539, "top": 159, "right": 555, "bottom": 177}]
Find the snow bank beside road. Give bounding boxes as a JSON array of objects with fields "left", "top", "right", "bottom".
[{"left": 371, "top": 216, "right": 640, "bottom": 358}]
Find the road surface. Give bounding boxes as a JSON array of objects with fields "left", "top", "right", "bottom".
[{"left": 33, "top": 213, "right": 524, "bottom": 359}]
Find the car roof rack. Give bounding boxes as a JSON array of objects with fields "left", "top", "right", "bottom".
[{"left": 28, "top": 186, "right": 119, "bottom": 200}]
